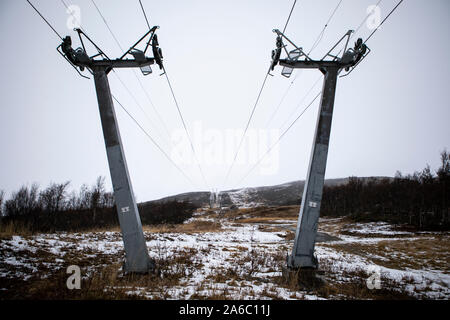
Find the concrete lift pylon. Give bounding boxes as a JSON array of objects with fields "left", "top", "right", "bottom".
[
  {"left": 270, "top": 29, "right": 370, "bottom": 269},
  {"left": 58, "top": 27, "right": 164, "bottom": 273}
]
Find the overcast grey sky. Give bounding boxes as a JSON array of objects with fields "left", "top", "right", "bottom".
[{"left": 0, "top": 0, "right": 449, "bottom": 202}]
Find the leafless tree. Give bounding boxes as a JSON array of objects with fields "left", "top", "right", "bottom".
[
  {"left": 4, "top": 184, "right": 40, "bottom": 217},
  {"left": 437, "top": 149, "right": 449, "bottom": 181},
  {"left": 90, "top": 176, "right": 105, "bottom": 209},
  {"left": 38, "top": 181, "right": 70, "bottom": 212},
  {"left": 0, "top": 190, "right": 4, "bottom": 217}
]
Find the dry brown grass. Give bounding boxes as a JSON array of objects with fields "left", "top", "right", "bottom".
[
  {"left": 143, "top": 220, "right": 222, "bottom": 234},
  {"left": 66, "top": 226, "right": 121, "bottom": 234},
  {"left": 321, "top": 233, "right": 450, "bottom": 272},
  {"left": 374, "top": 236, "right": 450, "bottom": 271},
  {"left": 272, "top": 265, "right": 415, "bottom": 300},
  {"left": 318, "top": 217, "right": 349, "bottom": 236},
  {"left": 321, "top": 266, "right": 416, "bottom": 300},
  {"left": 0, "top": 217, "right": 222, "bottom": 239},
  {"left": 0, "top": 221, "right": 33, "bottom": 238},
  {"left": 282, "top": 231, "right": 295, "bottom": 241},
  {"left": 49, "top": 219, "right": 222, "bottom": 236},
  {"left": 257, "top": 225, "right": 285, "bottom": 233},
  {"left": 235, "top": 216, "right": 297, "bottom": 224},
  {"left": 223, "top": 206, "right": 300, "bottom": 220},
  {"left": 0, "top": 220, "right": 121, "bottom": 238},
  {"left": 0, "top": 243, "right": 202, "bottom": 300},
  {"left": 2, "top": 205, "right": 446, "bottom": 300}
]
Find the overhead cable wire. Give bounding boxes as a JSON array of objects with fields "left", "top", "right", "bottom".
[
  {"left": 223, "top": 0, "right": 299, "bottom": 188},
  {"left": 137, "top": 0, "right": 210, "bottom": 190},
  {"left": 26, "top": 0, "right": 63, "bottom": 40},
  {"left": 265, "top": 0, "right": 343, "bottom": 128},
  {"left": 331, "top": 0, "right": 402, "bottom": 62},
  {"left": 132, "top": 1, "right": 173, "bottom": 140},
  {"left": 60, "top": 0, "right": 87, "bottom": 33},
  {"left": 223, "top": 67, "right": 271, "bottom": 187},
  {"left": 112, "top": 95, "right": 196, "bottom": 188},
  {"left": 265, "top": 78, "right": 295, "bottom": 127},
  {"left": 132, "top": 71, "right": 172, "bottom": 139},
  {"left": 27, "top": 1, "right": 195, "bottom": 188},
  {"left": 354, "top": 0, "right": 383, "bottom": 36},
  {"left": 62, "top": 1, "right": 161, "bottom": 140},
  {"left": 309, "top": 0, "right": 344, "bottom": 54},
  {"left": 138, "top": 0, "right": 151, "bottom": 29},
  {"left": 61, "top": 0, "right": 112, "bottom": 61},
  {"left": 279, "top": 75, "right": 322, "bottom": 131},
  {"left": 282, "top": 0, "right": 298, "bottom": 33},
  {"left": 90, "top": 0, "right": 173, "bottom": 145},
  {"left": 235, "top": 90, "right": 322, "bottom": 187},
  {"left": 162, "top": 67, "right": 211, "bottom": 190},
  {"left": 237, "top": 0, "right": 406, "bottom": 187},
  {"left": 364, "top": 0, "right": 404, "bottom": 44},
  {"left": 112, "top": 71, "right": 171, "bottom": 146},
  {"left": 90, "top": 0, "right": 124, "bottom": 51},
  {"left": 136, "top": 0, "right": 210, "bottom": 190},
  {"left": 62, "top": 0, "right": 179, "bottom": 179}
]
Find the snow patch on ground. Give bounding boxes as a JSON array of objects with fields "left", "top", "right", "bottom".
[
  {"left": 342, "top": 222, "right": 414, "bottom": 236},
  {"left": 0, "top": 216, "right": 448, "bottom": 300}
]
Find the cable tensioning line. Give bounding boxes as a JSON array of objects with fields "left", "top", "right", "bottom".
[
  {"left": 112, "top": 95, "right": 197, "bottom": 188},
  {"left": 235, "top": 91, "right": 322, "bottom": 187},
  {"left": 364, "top": 0, "right": 404, "bottom": 44},
  {"left": 163, "top": 67, "right": 211, "bottom": 190},
  {"left": 26, "top": 0, "right": 63, "bottom": 40}
]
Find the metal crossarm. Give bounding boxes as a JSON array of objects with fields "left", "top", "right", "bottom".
[
  {"left": 270, "top": 30, "right": 370, "bottom": 270},
  {"left": 57, "top": 27, "right": 165, "bottom": 273}
]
